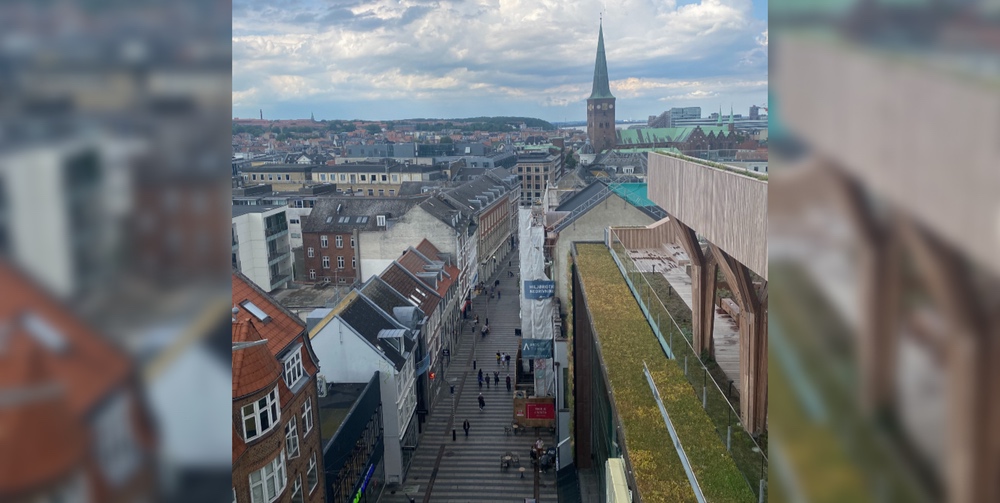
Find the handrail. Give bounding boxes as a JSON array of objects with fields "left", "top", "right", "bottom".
[{"left": 643, "top": 362, "right": 707, "bottom": 503}]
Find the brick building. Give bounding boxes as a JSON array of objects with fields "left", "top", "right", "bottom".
[{"left": 232, "top": 272, "right": 325, "bottom": 503}]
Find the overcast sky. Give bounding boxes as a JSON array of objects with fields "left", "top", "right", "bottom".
[{"left": 232, "top": 0, "right": 767, "bottom": 123}]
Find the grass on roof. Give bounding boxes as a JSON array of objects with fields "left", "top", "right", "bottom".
[{"left": 575, "top": 244, "right": 755, "bottom": 503}]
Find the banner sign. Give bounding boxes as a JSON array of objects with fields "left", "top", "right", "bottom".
[
  {"left": 523, "top": 280, "right": 555, "bottom": 299},
  {"left": 521, "top": 339, "right": 553, "bottom": 359},
  {"left": 526, "top": 401, "right": 556, "bottom": 420}
]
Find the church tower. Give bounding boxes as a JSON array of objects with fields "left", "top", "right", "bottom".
[{"left": 586, "top": 21, "right": 616, "bottom": 153}]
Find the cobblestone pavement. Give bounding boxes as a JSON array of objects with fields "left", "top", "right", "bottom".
[{"left": 379, "top": 248, "right": 558, "bottom": 503}]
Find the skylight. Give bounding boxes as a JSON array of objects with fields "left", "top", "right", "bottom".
[
  {"left": 326, "top": 216, "right": 333, "bottom": 224},
  {"left": 339, "top": 216, "right": 350, "bottom": 223},
  {"left": 23, "top": 313, "right": 68, "bottom": 352},
  {"left": 240, "top": 301, "right": 271, "bottom": 322}
]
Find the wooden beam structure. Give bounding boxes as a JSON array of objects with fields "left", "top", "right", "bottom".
[
  {"left": 711, "top": 244, "right": 768, "bottom": 434},
  {"left": 669, "top": 216, "right": 717, "bottom": 358}
]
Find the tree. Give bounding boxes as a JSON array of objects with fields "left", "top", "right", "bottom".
[
  {"left": 439, "top": 136, "right": 453, "bottom": 144},
  {"left": 365, "top": 124, "right": 382, "bottom": 135}
]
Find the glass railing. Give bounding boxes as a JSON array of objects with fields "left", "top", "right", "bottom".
[{"left": 607, "top": 228, "right": 768, "bottom": 501}]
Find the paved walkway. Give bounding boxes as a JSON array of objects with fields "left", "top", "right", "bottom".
[{"left": 380, "top": 248, "right": 559, "bottom": 503}]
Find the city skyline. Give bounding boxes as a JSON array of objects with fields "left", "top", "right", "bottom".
[{"left": 233, "top": 0, "right": 768, "bottom": 122}]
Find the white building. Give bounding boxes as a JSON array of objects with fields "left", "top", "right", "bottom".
[
  {"left": 0, "top": 133, "right": 140, "bottom": 299},
  {"left": 307, "top": 290, "right": 420, "bottom": 484},
  {"left": 232, "top": 205, "right": 293, "bottom": 291}
]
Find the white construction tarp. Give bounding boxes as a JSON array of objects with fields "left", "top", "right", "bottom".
[{"left": 518, "top": 207, "right": 555, "bottom": 397}]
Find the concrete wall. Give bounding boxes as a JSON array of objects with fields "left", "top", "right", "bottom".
[
  {"left": 358, "top": 206, "right": 455, "bottom": 282},
  {"left": 553, "top": 193, "right": 655, "bottom": 315},
  {"left": 647, "top": 152, "right": 767, "bottom": 278}
]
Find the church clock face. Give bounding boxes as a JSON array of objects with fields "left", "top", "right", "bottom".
[{"left": 609, "top": 104, "right": 614, "bottom": 109}]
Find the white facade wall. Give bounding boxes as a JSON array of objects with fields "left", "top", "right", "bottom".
[
  {"left": 285, "top": 207, "right": 313, "bottom": 248},
  {"left": 310, "top": 316, "right": 416, "bottom": 483},
  {"left": 357, "top": 206, "right": 456, "bottom": 282},
  {"left": 232, "top": 207, "right": 293, "bottom": 292}
]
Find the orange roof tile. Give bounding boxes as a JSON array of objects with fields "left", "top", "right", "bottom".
[
  {"left": 231, "top": 273, "right": 317, "bottom": 376},
  {"left": 0, "top": 262, "right": 131, "bottom": 416},
  {"left": 231, "top": 320, "right": 283, "bottom": 399},
  {"left": 0, "top": 330, "right": 88, "bottom": 496}
]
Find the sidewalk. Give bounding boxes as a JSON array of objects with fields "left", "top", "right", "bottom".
[{"left": 380, "top": 248, "right": 559, "bottom": 503}]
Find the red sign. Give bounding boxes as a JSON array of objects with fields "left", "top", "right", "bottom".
[{"left": 525, "top": 402, "right": 555, "bottom": 420}]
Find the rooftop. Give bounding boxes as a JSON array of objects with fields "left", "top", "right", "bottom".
[{"left": 318, "top": 382, "right": 368, "bottom": 446}]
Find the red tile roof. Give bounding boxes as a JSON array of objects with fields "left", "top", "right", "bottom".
[
  {"left": 0, "top": 331, "right": 87, "bottom": 496},
  {"left": 231, "top": 320, "right": 283, "bottom": 399},
  {"left": 231, "top": 273, "right": 318, "bottom": 376},
  {"left": 0, "top": 263, "right": 131, "bottom": 417}
]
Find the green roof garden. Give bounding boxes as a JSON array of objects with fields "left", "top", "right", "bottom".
[{"left": 575, "top": 244, "right": 756, "bottom": 502}]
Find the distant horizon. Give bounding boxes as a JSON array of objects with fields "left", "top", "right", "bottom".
[{"left": 233, "top": 0, "right": 767, "bottom": 124}]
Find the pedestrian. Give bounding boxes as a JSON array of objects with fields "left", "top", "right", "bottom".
[
  {"left": 494, "top": 372, "right": 499, "bottom": 386},
  {"left": 506, "top": 375, "right": 512, "bottom": 392},
  {"left": 475, "top": 315, "right": 479, "bottom": 325},
  {"left": 478, "top": 376, "right": 483, "bottom": 389},
  {"left": 496, "top": 352, "right": 501, "bottom": 366},
  {"left": 509, "top": 260, "right": 512, "bottom": 267},
  {"left": 463, "top": 419, "right": 470, "bottom": 437},
  {"left": 478, "top": 393, "right": 485, "bottom": 411},
  {"left": 497, "top": 289, "right": 501, "bottom": 300},
  {"left": 478, "top": 368, "right": 483, "bottom": 381},
  {"left": 505, "top": 353, "right": 511, "bottom": 366},
  {"left": 473, "top": 359, "right": 477, "bottom": 370},
  {"left": 486, "top": 377, "right": 490, "bottom": 389},
  {"left": 486, "top": 318, "right": 489, "bottom": 326}
]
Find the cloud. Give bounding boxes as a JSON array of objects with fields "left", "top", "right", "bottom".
[{"left": 232, "top": 0, "right": 768, "bottom": 120}]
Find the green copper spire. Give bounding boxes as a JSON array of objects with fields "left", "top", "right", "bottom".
[{"left": 589, "top": 22, "right": 615, "bottom": 100}]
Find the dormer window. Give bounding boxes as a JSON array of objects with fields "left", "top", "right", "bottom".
[
  {"left": 283, "top": 346, "right": 305, "bottom": 388},
  {"left": 376, "top": 215, "right": 386, "bottom": 226}
]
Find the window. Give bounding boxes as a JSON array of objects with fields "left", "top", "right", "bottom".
[
  {"left": 335, "top": 235, "right": 343, "bottom": 248},
  {"left": 285, "top": 174, "right": 290, "bottom": 180},
  {"left": 337, "top": 256, "right": 344, "bottom": 269},
  {"left": 391, "top": 174, "right": 399, "bottom": 182},
  {"left": 389, "top": 189, "right": 396, "bottom": 196},
  {"left": 309, "top": 269, "right": 316, "bottom": 280},
  {"left": 283, "top": 348, "right": 304, "bottom": 387},
  {"left": 252, "top": 174, "right": 258, "bottom": 180},
  {"left": 378, "top": 189, "right": 384, "bottom": 196},
  {"left": 307, "top": 247, "right": 314, "bottom": 258},
  {"left": 268, "top": 174, "right": 274, "bottom": 180},
  {"left": 320, "top": 173, "right": 326, "bottom": 181},
  {"left": 302, "top": 398, "right": 314, "bottom": 435},
  {"left": 290, "top": 476, "right": 304, "bottom": 503},
  {"left": 241, "top": 387, "right": 280, "bottom": 441},
  {"left": 320, "top": 235, "right": 328, "bottom": 248},
  {"left": 322, "top": 256, "right": 330, "bottom": 269},
  {"left": 249, "top": 450, "right": 286, "bottom": 503},
  {"left": 351, "top": 256, "right": 356, "bottom": 269},
  {"left": 95, "top": 392, "right": 140, "bottom": 486},
  {"left": 306, "top": 454, "right": 318, "bottom": 493},
  {"left": 381, "top": 174, "right": 387, "bottom": 181},
  {"left": 376, "top": 215, "right": 386, "bottom": 226},
  {"left": 350, "top": 237, "right": 355, "bottom": 248},
  {"left": 340, "top": 174, "right": 346, "bottom": 181},
  {"left": 367, "top": 189, "right": 374, "bottom": 196},
  {"left": 285, "top": 417, "right": 300, "bottom": 459}
]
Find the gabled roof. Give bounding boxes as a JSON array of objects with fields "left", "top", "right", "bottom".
[
  {"left": 397, "top": 240, "right": 460, "bottom": 299},
  {"left": 335, "top": 293, "right": 413, "bottom": 371},
  {"left": 303, "top": 196, "right": 428, "bottom": 233},
  {"left": 553, "top": 181, "right": 661, "bottom": 229},
  {"left": 231, "top": 272, "right": 318, "bottom": 374},
  {"left": 231, "top": 320, "right": 283, "bottom": 399},
  {"left": 359, "top": 276, "right": 426, "bottom": 323},
  {"left": 379, "top": 262, "right": 443, "bottom": 319}
]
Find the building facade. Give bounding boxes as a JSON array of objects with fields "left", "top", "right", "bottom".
[
  {"left": 516, "top": 152, "right": 563, "bottom": 206},
  {"left": 232, "top": 205, "right": 294, "bottom": 291},
  {"left": 232, "top": 273, "right": 326, "bottom": 503}
]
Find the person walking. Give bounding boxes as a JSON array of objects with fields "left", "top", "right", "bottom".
[
  {"left": 506, "top": 374, "right": 512, "bottom": 392},
  {"left": 478, "top": 368, "right": 483, "bottom": 381},
  {"left": 496, "top": 352, "right": 501, "bottom": 366},
  {"left": 478, "top": 375, "right": 483, "bottom": 389},
  {"left": 478, "top": 393, "right": 485, "bottom": 411},
  {"left": 463, "top": 419, "right": 470, "bottom": 437},
  {"left": 473, "top": 359, "right": 477, "bottom": 370},
  {"left": 486, "top": 376, "right": 490, "bottom": 389},
  {"left": 494, "top": 372, "right": 499, "bottom": 387},
  {"left": 475, "top": 315, "right": 479, "bottom": 326}
]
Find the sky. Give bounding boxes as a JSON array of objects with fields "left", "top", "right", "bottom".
[{"left": 232, "top": 0, "right": 768, "bottom": 123}]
